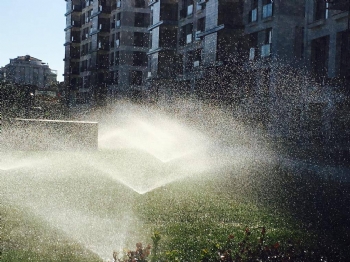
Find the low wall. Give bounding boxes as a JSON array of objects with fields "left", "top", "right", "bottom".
[{"left": 1, "top": 118, "right": 98, "bottom": 150}]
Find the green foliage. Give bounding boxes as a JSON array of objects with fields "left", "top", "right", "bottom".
[{"left": 120, "top": 227, "right": 331, "bottom": 262}]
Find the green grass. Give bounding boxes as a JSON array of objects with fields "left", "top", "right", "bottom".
[
  {"left": 1, "top": 151, "right": 349, "bottom": 261},
  {"left": 132, "top": 171, "right": 315, "bottom": 261},
  {"left": 1, "top": 204, "right": 103, "bottom": 262}
]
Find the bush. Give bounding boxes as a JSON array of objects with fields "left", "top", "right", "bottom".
[{"left": 115, "top": 228, "right": 331, "bottom": 262}]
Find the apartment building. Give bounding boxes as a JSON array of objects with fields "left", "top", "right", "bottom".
[
  {"left": 304, "top": 0, "right": 350, "bottom": 157},
  {"left": 63, "top": 0, "right": 150, "bottom": 105},
  {"left": 146, "top": 0, "right": 180, "bottom": 101},
  {"left": 3, "top": 55, "right": 57, "bottom": 88},
  {"left": 0, "top": 67, "right": 4, "bottom": 81},
  {"left": 242, "top": 0, "right": 350, "bottom": 160},
  {"left": 243, "top": 0, "right": 306, "bottom": 133},
  {"left": 147, "top": 0, "right": 247, "bottom": 102},
  {"left": 109, "top": 0, "right": 151, "bottom": 100}
]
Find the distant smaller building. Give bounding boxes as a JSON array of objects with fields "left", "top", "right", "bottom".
[
  {"left": 3, "top": 55, "right": 57, "bottom": 88},
  {"left": 0, "top": 67, "right": 5, "bottom": 81}
]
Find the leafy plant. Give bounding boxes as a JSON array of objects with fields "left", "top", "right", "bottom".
[{"left": 116, "top": 228, "right": 331, "bottom": 262}]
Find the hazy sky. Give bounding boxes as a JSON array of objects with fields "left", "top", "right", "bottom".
[{"left": 0, "top": 1, "right": 66, "bottom": 82}]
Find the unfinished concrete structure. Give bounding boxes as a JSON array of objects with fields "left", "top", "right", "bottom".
[
  {"left": 146, "top": 0, "right": 248, "bottom": 102},
  {"left": 63, "top": 0, "right": 151, "bottom": 105},
  {"left": 108, "top": 0, "right": 151, "bottom": 100}
]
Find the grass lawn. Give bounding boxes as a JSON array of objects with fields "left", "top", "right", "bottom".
[{"left": 1, "top": 150, "right": 349, "bottom": 261}]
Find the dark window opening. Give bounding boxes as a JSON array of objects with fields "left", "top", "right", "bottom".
[
  {"left": 114, "top": 71, "right": 119, "bottom": 85},
  {"left": 134, "top": 32, "right": 149, "bottom": 47},
  {"left": 133, "top": 51, "right": 147, "bottom": 66},
  {"left": 134, "top": 0, "right": 145, "bottom": 8},
  {"left": 160, "top": 4, "right": 178, "bottom": 21},
  {"left": 180, "top": 0, "right": 193, "bottom": 18},
  {"left": 197, "top": 17, "right": 205, "bottom": 33},
  {"left": 294, "top": 27, "right": 304, "bottom": 59},
  {"left": 134, "top": 13, "right": 150, "bottom": 27},
  {"left": 115, "top": 51, "right": 120, "bottom": 65},
  {"left": 179, "top": 23, "right": 193, "bottom": 46},
  {"left": 130, "top": 70, "right": 143, "bottom": 85},
  {"left": 110, "top": 52, "right": 114, "bottom": 66},
  {"left": 315, "top": 1, "right": 328, "bottom": 20},
  {"left": 337, "top": 30, "right": 349, "bottom": 78},
  {"left": 311, "top": 36, "right": 329, "bottom": 81},
  {"left": 97, "top": 54, "right": 109, "bottom": 69},
  {"left": 185, "top": 51, "right": 194, "bottom": 71},
  {"left": 159, "top": 27, "right": 177, "bottom": 48}
]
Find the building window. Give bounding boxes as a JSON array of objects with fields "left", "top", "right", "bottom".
[
  {"left": 196, "top": 1, "right": 205, "bottom": 12},
  {"left": 194, "top": 48, "right": 201, "bottom": 67},
  {"left": 262, "top": 0, "right": 273, "bottom": 19},
  {"left": 134, "top": 32, "right": 148, "bottom": 47},
  {"left": 133, "top": 51, "right": 147, "bottom": 66},
  {"left": 185, "top": 51, "right": 194, "bottom": 71},
  {"left": 159, "top": 27, "right": 177, "bottom": 48},
  {"left": 248, "top": 32, "right": 258, "bottom": 60},
  {"left": 134, "top": 0, "right": 145, "bottom": 8},
  {"left": 130, "top": 70, "right": 143, "bottom": 85},
  {"left": 180, "top": 0, "right": 192, "bottom": 18},
  {"left": 187, "top": 4, "right": 194, "bottom": 16},
  {"left": 261, "top": 29, "right": 272, "bottom": 58},
  {"left": 294, "top": 27, "right": 304, "bottom": 59},
  {"left": 315, "top": 1, "right": 328, "bottom": 21},
  {"left": 160, "top": 3, "right": 178, "bottom": 21},
  {"left": 115, "top": 51, "right": 120, "bottom": 65},
  {"left": 337, "top": 30, "right": 349, "bottom": 78},
  {"left": 110, "top": 52, "right": 114, "bottom": 66},
  {"left": 265, "top": 28, "right": 272, "bottom": 44},
  {"left": 311, "top": 36, "right": 329, "bottom": 81},
  {"left": 134, "top": 13, "right": 149, "bottom": 27},
  {"left": 197, "top": 17, "right": 205, "bottom": 33},
  {"left": 115, "top": 71, "right": 119, "bottom": 85},
  {"left": 180, "top": 23, "right": 193, "bottom": 46},
  {"left": 250, "top": 0, "right": 258, "bottom": 22},
  {"left": 116, "top": 32, "right": 120, "bottom": 46},
  {"left": 110, "top": 34, "right": 115, "bottom": 48},
  {"left": 116, "top": 13, "right": 121, "bottom": 27},
  {"left": 33, "top": 68, "right": 39, "bottom": 86},
  {"left": 111, "top": 15, "right": 115, "bottom": 29}
]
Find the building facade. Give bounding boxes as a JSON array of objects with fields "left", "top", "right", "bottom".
[
  {"left": 0, "top": 67, "right": 4, "bottom": 81},
  {"left": 63, "top": 0, "right": 151, "bottom": 105},
  {"left": 3, "top": 55, "right": 57, "bottom": 89},
  {"left": 62, "top": 0, "right": 350, "bottom": 159},
  {"left": 242, "top": 0, "right": 350, "bottom": 160},
  {"left": 304, "top": 0, "right": 350, "bottom": 159},
  {"left": 147, "top": 0, "right": 248, "bottom": 103}
]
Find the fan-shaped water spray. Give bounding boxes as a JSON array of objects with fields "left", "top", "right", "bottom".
[{"left": 0, "top": 101, "right": 276, "bottom": 260}]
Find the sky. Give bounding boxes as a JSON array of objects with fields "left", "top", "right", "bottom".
[{"left": 0, "top": 1, "right": 66, "bottom": 82}]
